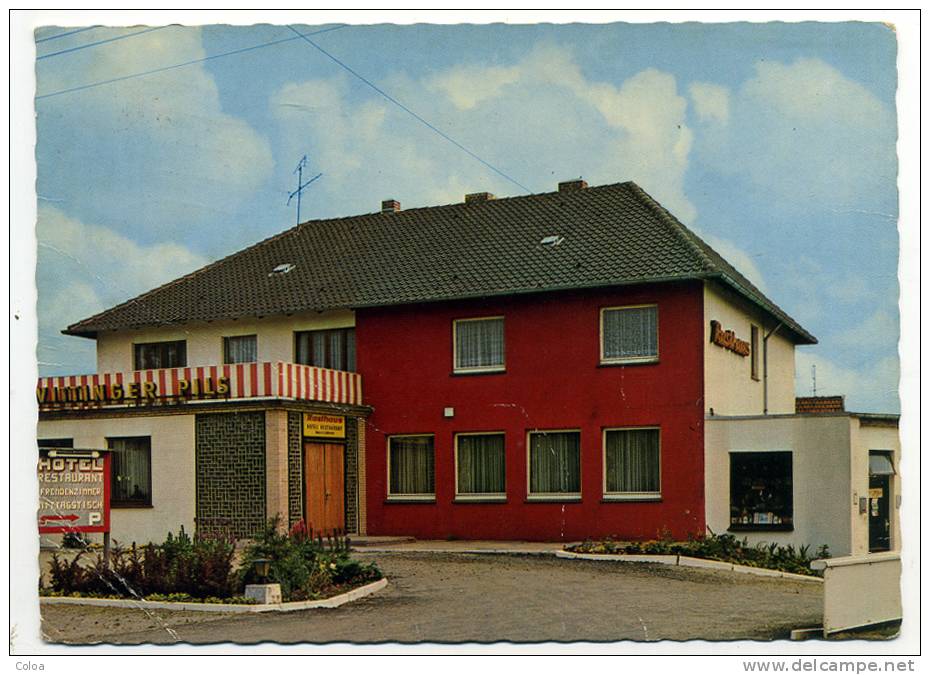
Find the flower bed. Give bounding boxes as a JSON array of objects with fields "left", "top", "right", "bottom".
[
  {"left": 238, "top": 518, "right": 382, "bottom": 602},
  {"left": 41, "top": 519, "right": 382, "bottom": 603},
  {"left": 565, "top": 532, "right": 829, "bottom": 577}
]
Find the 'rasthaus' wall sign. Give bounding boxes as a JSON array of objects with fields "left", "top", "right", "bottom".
[{"left": 710, "top": 320, "right": 751, "bottom": 357}]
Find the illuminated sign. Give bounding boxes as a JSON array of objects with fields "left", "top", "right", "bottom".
[
  {"left": 36, "top": 376, "right": 230, "bottom": 405},
  {"left": 303, "top": 413, "right": 346, "bottom": 439},
  {"left": 38, "top": 451, "right": 111, "bottom": 534},
  {"left": 709, "top": 320, "right": 751, "bottom": 357}
]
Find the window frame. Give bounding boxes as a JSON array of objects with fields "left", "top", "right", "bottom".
[
  {"left": 452, "top": 316, "right": 506, "bottom": 375},
  {"left": 728, "top": 450, "right": 794, "bottom": 532},
  {"left": 525, "top": 428, "right": 582, "bottom": 502},
  {"left": 386, "top": 433, "right": 436, "bottom": 502},
  {"left": 601, "top": 426, "right": 662, "bottom": 502},
  {"left": 223, "top": 334, "right": 258, "bottom": 364},
  {"left": 106, "top": 436, "right": 153, "bottom": 508},
  {"left": 133, "top": 340, "right": 187, "bottom": 371},
  {"left": 454, "top": 431, "right": 507, "bottom": 502},
  {"left": 294, "top": 327, "right": 356, "bottom": 372},
  {"left": 750, "top": 324, "right": 761, "bottom": 381},
  {"left": 599, "top": 304, "right": 660, "bottom": 366}
]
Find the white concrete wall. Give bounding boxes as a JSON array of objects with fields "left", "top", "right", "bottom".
[
  {"left": 849, "top": 419, "right": 901, "bottom": 555},
  {"left": 95, "top": 310, "right": 355, "bottom": 372},
  {"left": 705, "top": 415, "right": 853, "bottom": 556},
  {"left": 37, "top": 414, "right": 196, "bottom": 546},
  {"left": 703, "top": 282, "right": 796, "bottom": 415},
  {"left": 812, "top": 552, "right": 902, "bottom": 634}
]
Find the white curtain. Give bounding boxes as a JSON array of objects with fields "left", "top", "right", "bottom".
[
  {"left": 224, "top": 335, "right": 257, "bottom": 363},
  {"left": 605, "top": 429, "right": 659, "bottom": 493},
  {"left": 296, "top": 329, "right": 356, "bottom": 371},
  {"left": 389, "top": 436, "right": 435, "bottom": 495},
  {"left": 456, "top": 319, "right": 504, "bottom": 369},
  {"left": 529, "top": 432, "right": 580, "bottom": 494},
  {"left": 457, "top": 435, "right": 505, "bottom": 494},
  {"left": 108, "top": 437, "right": 151, "bottom": 504},
  {"left": 603, "top": 307, "right": 657, "bottom": 359}
]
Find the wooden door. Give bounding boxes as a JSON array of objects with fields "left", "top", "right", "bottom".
[{"left": 304, "top": 442, "right": 345, "bottom": 534}]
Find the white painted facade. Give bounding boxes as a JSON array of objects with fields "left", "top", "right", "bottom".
[
  {"left": 95, "top": 309, "right": 355, "bottom": 372},
  {"left": 38, "top": 414, "right": 196, "bottom": 546},
  {"left": 703, "top": 282, "right": 796, "bottom": 416},
  {"left": 705, "top": 414, "right": 900, "bottom": 557}
]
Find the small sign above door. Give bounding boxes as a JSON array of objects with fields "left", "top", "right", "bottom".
[{"left": 303, "top": 413, "right": 346, "bottom": 439}]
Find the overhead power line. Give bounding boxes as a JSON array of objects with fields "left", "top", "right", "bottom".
[
  {"left": 37, "top": 26, "right": 168, "bottom": 60},
  {"left": 286, "top": 25, "right": 532, "bottom": 194},
  {"left": 35, "top": 24, "right": 348, "bottom": 101},
  {"left": 35, "top": 26, "right": 98, "bottom": 44}
]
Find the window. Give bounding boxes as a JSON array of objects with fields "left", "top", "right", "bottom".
[
  {"left": 455, "top": 433, "right": 506, "bottom": 499},
  {"left": 729, "top": 451, "right": 793, "bottom": 530},
  {"left": 453, "top": 317, "right": 505, "bottom": 373},
  {"left": 528, "top": 431, "right": 581, "bottom": 498},
  {"left": 387, "top": 435, "right": 435, "bottom": 500},
  {"left": 107, "top": 437, "right": 152, "bottom": 507},
  {"left": 603, "top": 428, "right": 660, "bottom": 499},
  {"left": 751, "top": 325, "right": 760, "bottom": 381},
  {"left": 295, "top": 328, "right": 356, "bottom": 372},
  {"left": 134, "top": 340, "right": 186, "bottom": 370},
  {"left": 601, "top": 305, "right": 658, "bottom": 364},
  {"left": 224, "top": 334, "right": 257, "bottom": 364}
]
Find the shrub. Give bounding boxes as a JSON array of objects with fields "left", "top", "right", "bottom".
[
  {"left": 566, "top": 530, "right": 828, "bottom": 576},
  {"left": 238, "top": 517, "right": 381, "bottom": 601},
  {"left": 43, "top": 526, "right": 237, "bottom": 599}
]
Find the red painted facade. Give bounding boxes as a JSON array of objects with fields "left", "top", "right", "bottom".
[{"left": 357, "top": 280, "right": 706, "bottom": 541}]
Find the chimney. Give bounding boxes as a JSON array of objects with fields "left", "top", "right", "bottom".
[
  {"left": 381, "top": 199, "right": 401, "bottom": 213},
  {"left": 558, "top": 178, "right": 588, "bottom": 193},
  {"left": 465, "top": 192, "right": 495, "bottom": 204}
]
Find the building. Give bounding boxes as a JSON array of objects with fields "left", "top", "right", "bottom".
[{"left": 36, "top": 180, "right": 899, "bottom": 554}]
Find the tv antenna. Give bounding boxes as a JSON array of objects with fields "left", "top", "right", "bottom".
[
  {"left": 287, "top": 155, "right": 323, "bottom": 225},
  {"left": 811, "top": 364, "right": 817, "bottom": 396}
]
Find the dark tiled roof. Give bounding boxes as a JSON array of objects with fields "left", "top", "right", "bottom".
[
  {"left": 65, "top": 181, "right": 816, "bottom": 343},
  {"left": 795, "top": 396, "right": 846, "bottom": 414}
]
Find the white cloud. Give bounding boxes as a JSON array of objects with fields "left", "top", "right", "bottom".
[
  {"left": 695, "top": 58, "right": 895, "bottom": 212},
  {"left": 429, "top": 64, "right": 521, "bottom": 110},
  {"left": 37, "top": 27, "right": 273, "bottom": 239},
  {"left": 698, "top": 232, "right": 769, "bottom": 294},
  {"left": 689, "top": 82, "right": 730, "bottom": 124},
  {"left": 830, "top": 309, "right": 898, "bottom": 351},
  {"left": 795, "top": 349, "right": 899, "bottom": 414},
  {"left": 36, "top": 205, "right": 208, "bottom": 373},
  {"left": 271, "top": 44, "right": 697, "bottom": 222}
]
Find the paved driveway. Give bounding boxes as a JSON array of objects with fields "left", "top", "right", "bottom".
[{"left": 40, "top": 552, "right": 822, "bottom": 644}]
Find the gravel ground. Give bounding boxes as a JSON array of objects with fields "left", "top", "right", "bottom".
[{"left": 40, "top": 551, "right": 823, "bottom": 645}]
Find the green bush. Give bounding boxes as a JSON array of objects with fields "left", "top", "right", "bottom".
[
  {"left": 566, "top": 530, "right": 829, "bottom": 577},
  {"left": 237, "top": 517, "right": 381, "bottom": 601},
  {"left": 43, "top": 526, "right": 237, "bottom": 599}
]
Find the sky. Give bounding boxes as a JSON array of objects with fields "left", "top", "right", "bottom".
[{"left": 33, "top": 20, "right": 900, "bottom": 413}]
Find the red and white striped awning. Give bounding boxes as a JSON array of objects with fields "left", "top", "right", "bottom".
[{"left": 36, "top": 361, "right": 362, "bottom": 410}]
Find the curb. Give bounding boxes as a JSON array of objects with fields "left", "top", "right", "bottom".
[
  {"left": 359, "top": 547, "right": 560, "bottom": 556},
  {"left": 39, "top": 578, "right": 389, "bottom": 613},
  {"left": 557, "top": 550, "right": 823, "bottom": 583}
]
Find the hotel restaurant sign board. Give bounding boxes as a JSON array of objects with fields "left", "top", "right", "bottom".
[
  {"left": 37, "top": 450, "right": 111, "bottom": 534},
  {"left": 709, "top": 320, "right": 751, "bottom": 357},
  {"left": 303, "top": 413, "right": 346, "bottom": 439}
]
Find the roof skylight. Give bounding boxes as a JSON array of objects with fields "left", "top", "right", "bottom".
[{"left": 269, "top": 263, "right": 296, "bottom": 276}]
